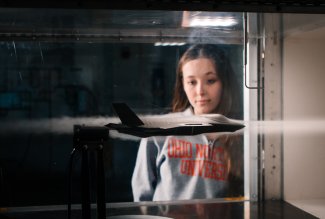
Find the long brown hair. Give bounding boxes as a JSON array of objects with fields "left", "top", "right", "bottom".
[{"left": 172, "top": 44, "right": 241, "bottom": 118}]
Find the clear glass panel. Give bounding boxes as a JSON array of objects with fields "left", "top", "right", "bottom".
[{"left": 0, "top": 8, "right": 245, "bottom": 206}]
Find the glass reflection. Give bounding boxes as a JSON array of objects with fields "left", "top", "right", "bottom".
[{"left": 0, "top": 8, "right": 244, "bottom": 206}]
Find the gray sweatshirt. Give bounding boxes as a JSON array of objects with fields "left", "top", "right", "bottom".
[{"left": 131, "top": 109, "right": 229, "bottom": 202}]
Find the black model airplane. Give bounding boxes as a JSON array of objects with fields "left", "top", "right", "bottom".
[{"left": 105, "top": 103, "right": 245, "bottom": 138}]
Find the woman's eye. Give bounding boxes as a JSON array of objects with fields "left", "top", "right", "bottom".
[
  {"left": 188, "top": 80, "right": 196, "bottom": 85},
  {"left": 207, "top": 79, "right": 217, "bottom": 84}
]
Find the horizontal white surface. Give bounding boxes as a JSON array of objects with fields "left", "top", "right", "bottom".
[
  {"left": 107, "top": 216, "right": 173, "bottom": 219},
  {"left": 288, "top": 199, "right": 325, "bottom": 218}
]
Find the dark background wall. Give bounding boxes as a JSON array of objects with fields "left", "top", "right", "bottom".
[{"left": 0, "top": 40, "right": 243, "bottom": 206}]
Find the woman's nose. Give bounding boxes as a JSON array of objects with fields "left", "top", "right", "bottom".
[{"left": 197, "top": 82, "right": 206, "bottom": 95}]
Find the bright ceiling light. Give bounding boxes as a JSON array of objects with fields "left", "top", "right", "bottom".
[
  {"left": 182, "top": 11, "right": 239, "bottom": 28},
  {"left": 189, "top": 17, "right": 238, "bottom": 27},
  {"left": 154, "top": 42, "right": 186, "bottom": 46}
]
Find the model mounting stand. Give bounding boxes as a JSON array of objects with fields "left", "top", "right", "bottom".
[{"left": 73, "top": 125, "right": 109, "bottom": 219}]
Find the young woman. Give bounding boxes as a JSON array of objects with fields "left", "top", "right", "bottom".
[
  {"left": 131, "top": 44, "right": 243, "bottom": 201},
  {"left": 172, "top": 44, "right": 241, "bottom": 117}
]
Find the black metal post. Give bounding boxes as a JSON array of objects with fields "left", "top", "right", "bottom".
[
  {"left": 81, "top": 145, "right": 91, "bottom": 219},
  {"left": 97, "top": 143, "right": 106, "bottom": 219},
  {"left": 73, "top": 125, "right": 108, "bottom": 219}
]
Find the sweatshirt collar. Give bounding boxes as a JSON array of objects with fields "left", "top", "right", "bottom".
[{"left": 183, "top": 107, "right": 194, "bottom": 116}]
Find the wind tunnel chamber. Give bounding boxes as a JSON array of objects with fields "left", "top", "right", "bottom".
[{"left": 0, "top": 6, "right": 324, "bottom": 219}]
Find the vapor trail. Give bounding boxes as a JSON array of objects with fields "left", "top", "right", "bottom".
[
  {"left": 1, "top": 115, "right": 325, "bottom": 141},
  {"left": 243, "top": 120, "right": 325, "bottom": 136}
]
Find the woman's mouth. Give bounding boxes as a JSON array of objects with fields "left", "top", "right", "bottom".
[{"left": 196, "top": 99, "right": 210, "bottom": 105}]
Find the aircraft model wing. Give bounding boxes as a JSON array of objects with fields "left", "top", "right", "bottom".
[{"left": 105, "top": 103, "right": 245, "bottom": 137}]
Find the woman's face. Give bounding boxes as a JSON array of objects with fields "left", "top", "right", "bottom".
[{"left": 182, "top": 58, "right": 222, "bottom": 115}]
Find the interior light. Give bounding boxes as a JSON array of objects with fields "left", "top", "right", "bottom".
[
  {"left": 189, "top": 17, "right": 238, "bottom": 27},
  {"left": 154, "top": 42, "right": 186, "bottom": 46},
  {"left": 182, "top": 12, "right": 239, "bottom": 28}
]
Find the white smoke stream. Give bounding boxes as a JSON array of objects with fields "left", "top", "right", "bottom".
[
  {"left": 243, "top": 120, "right": 325, "bottom": 136},
  {"left": 1, "top": 115, "right": 325, "bottom": 141}
]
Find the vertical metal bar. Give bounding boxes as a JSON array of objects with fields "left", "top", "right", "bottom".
[
  {"left": 257, "top": 13, "right": 266, "bottom": 202},
  {"left": 244, "top": 13, "right": 261, "bottom": 202},
  {"left": 82, "top": 145, "right": 91, "bottom": 219},
  {"left": 97, "top": 144, "right": 106, "bottom": 219},
  {"left": 263, "top": 13, "right": 283, "bottom": 200}
]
